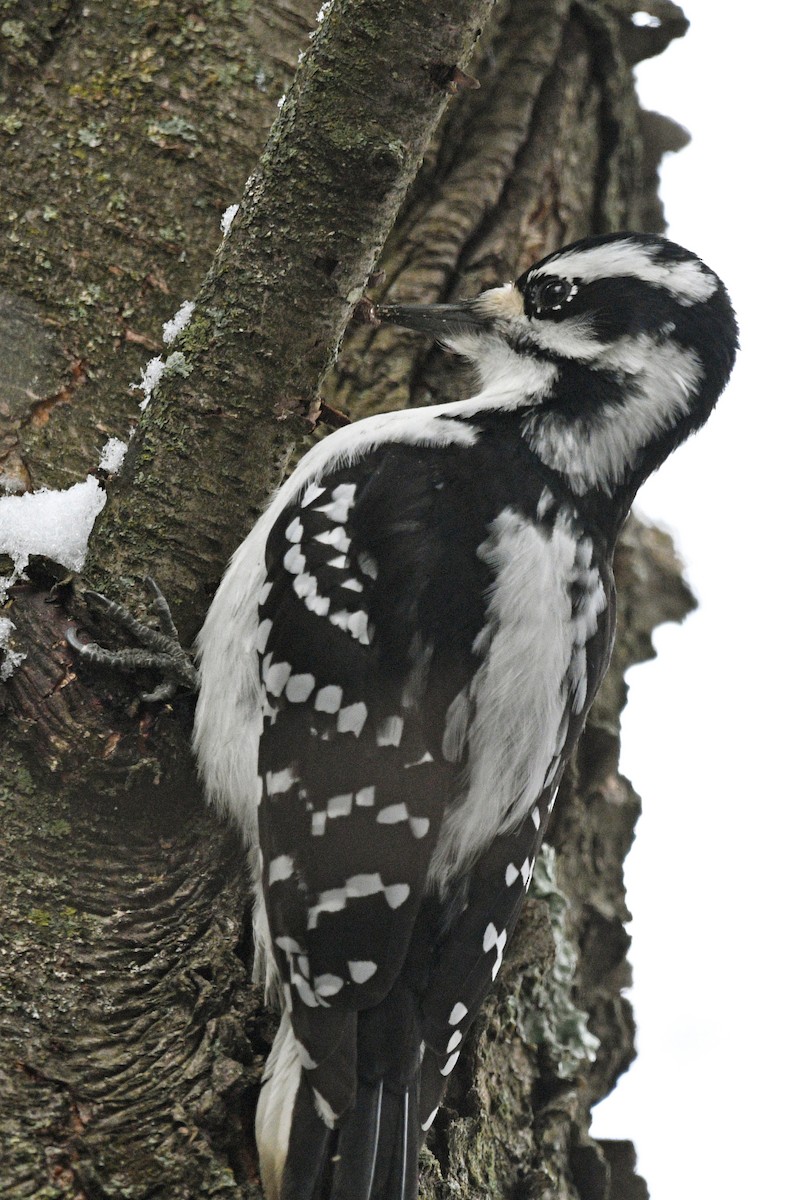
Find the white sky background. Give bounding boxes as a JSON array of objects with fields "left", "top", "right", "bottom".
[{"left": 590, "top": 3, "right": 786, "bottom": 1196}]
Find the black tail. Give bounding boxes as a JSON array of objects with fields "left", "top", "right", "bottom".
[
  {"left": 276, "top": 1074, "right": 420, "bottom": 1200},
  {"left": 330, "top": 1077, "right": 419, "bottom": 1200},
  {"left": 263, "top": 991, "right": 425, "bottom": 1200}
]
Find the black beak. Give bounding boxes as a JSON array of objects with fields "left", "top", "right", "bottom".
[{"left": 374, "top": 300, "right": 489, "bottom": 338}]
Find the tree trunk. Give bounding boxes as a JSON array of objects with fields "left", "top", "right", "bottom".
[{"left": 0, "top": 1, "right": 692, "bottom": 1196}]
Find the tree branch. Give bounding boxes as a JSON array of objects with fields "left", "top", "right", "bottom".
[{"left": 85, "top": 0, "right": 497, "bottom": 643}]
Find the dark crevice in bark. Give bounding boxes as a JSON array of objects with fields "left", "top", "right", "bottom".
[{"left": 0, "top": 0, "right": 82, "bottom": 86}]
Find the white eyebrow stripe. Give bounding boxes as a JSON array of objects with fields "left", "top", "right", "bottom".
[{"left": 533, "top": 240, "right": 718, "bottom": 304}]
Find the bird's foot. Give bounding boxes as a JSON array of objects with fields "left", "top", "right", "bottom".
[{"left": 66, "top": 576, "right": 198, "bottom": 703}]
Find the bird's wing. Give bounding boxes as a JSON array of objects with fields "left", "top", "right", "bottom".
[{"left": 256, "top": 446, "right": 490, "bottom": 1115}]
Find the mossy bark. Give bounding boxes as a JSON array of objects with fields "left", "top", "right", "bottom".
[{"left": 1, "top": 1, "right": 692, "bottom": 1196}]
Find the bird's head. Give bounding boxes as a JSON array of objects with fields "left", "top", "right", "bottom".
[{"left": 376, "top": 232, "right": 738, "bottom": 499}]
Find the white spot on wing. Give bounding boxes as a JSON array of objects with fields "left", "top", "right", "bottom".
[
  {"left": 422, "top": 1107, "right": 439, "bottom": 1132},
  {"left": 337, "top": 701, "right": 368, "bottom": 736},
  {"left": 314, "top": 973, "right": 344, "bottom": 997},
  {"left": 315, "top": 484, "right": 356, "bottom": 523},
  {"left": 409, "top": 817, "right": 430, "bottom": 839},
  {"left": 291, "top": 973, "right": 318, "bottom": 1007},
  {"left": 482, "top": 921, "right": 507, "bottom": 978},
  {"left": 347, "top": 610, "right": 369, "bottom": 643},
  {"left": 348, "top": 960, "right": 378, "bottom": 984},
  {"left": 275, "top": 936, "right": 305, "bottom": 954},
  {"left": 448, "top": 1002, "right": 467, "bottom": 1025},
  {"left": 376, "top": 803, "right": 409, "bottom": 824},
  {"left": 285, "top": 673, "right": 316, "bottom": 702},
  {"left": 283, "top": 545, "right": 306, "bottom": 574},
  {"left": 263, "top": 659, "right": 292, "bottom": 697},
  {"left": 292, "top": 572, "right": 318, "bottom": 599},
  {"left": 440, "top": 1051, "right": 460, "bottom": 1077},
  {"left": 345, "top": 873, "right": 385, "bottom": 897},
  {"left": 307, "top": 886, "right": 348, "bottom": 929},
  {"left": 285, "top": 517, "right": 303, "bottom": 543},
  {"left": 266, "top": 766, "right": 296, "bottom": 795},
  {"left": 315, "top": 685, "right": 342, "bottom": 713},
  {"left": 312, "top": 1089, "right": 339, "bottom": 1128},
  {"left": 301, "top": 482, "right": 326, "bottom": 506},
  {"left": 405, "top": 751, "right": 434, "bottom": 769},
  {"left": 384, "top": 883, "right": 410, "bottom": 909},
  {"left": 315, "top": 527, "right": 351, "bottom": 552},
  {"left": 329, "top": 608, "right": 370, "bottom": 644},
  {"left": 268, "top": 854, "right": 294, "bottom": 884},
  {"left": 327, "top": 793, "right": 352, "bottom": 818},
  {"left": 304, "top": 592, "right": 330, "bottom": 616}
]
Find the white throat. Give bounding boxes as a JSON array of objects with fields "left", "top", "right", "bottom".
[{"left": 523, "top": 333, "right": 704, "bottom": 495}]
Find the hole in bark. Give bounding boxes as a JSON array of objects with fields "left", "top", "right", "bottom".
[
  {"left": 314, "top": 254, "right": 339, "bottom": 277},
  {"left": 235, "top": 897, "right": 256, "bottom": 970}
]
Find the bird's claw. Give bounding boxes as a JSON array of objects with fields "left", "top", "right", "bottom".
[{"left": 67, "top": 576, "right": 198, "bottom": 702}]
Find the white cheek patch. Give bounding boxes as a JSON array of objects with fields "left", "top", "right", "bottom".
[
  {"left": 524, "top": 334, "right": 704, "bottom": 495},
  {"left": 523, "top": 312, "right": 606, "bottom": 361}
]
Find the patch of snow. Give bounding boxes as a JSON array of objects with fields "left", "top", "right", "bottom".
[
  {"left": 133, "top": 355, "right": 165, "bottom": 412},
  {"left": 98, "top": 438, "right": 128, "bottom": 475},
  {"left": 0, "top": 477, "right": 107, "bottom": 587},
  {"left": 221, "top": 205, "right": 239, "bottom": 237},
  {"left": 133, "top": 349, "right": 193, "bottom": 412},
  {"left": 0, "top": 615, "right": 26, "bottom": 681},
  {"left": 162, "top": 299, "right": 195, "bottom": 345}
]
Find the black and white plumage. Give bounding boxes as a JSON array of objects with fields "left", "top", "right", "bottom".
[{"left": 192, "top": 232, "right": 737, "bottom": 1200}]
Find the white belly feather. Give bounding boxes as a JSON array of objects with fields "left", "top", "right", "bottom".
[{"left": 428, "top": 507, "right": 605, "bottom": 891}]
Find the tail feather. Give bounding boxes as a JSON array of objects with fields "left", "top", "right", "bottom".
[
  {"left": 257, "top": 1014, "right": 333, "bottom": 1200},
  {"left": 329, "top": 1080, "right": 383, "bottom": 1200},
  {"left": 367, "top": 1081, "right": 419, "bottom": 1200},
  {"left": 417, "top": 1047, "right": 448, "bottom": 1142},
  {"left": 258, "top": 1004, "right": 422, "bottom": 1200},
  {"left": 280, "top": 1080, "right": 333, "bottom": 1200}
]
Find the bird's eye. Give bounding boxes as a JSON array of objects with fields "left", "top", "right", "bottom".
[{"left": 532, "top": 277, "right": 572, "bottom": 311}]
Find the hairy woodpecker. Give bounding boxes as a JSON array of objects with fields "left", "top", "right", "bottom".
[{"left": 192, "top": 232, "right": 737, "bottom": 1200}]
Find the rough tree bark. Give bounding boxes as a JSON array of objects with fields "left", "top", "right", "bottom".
[{"left": 0, "top": 1, "right": 693, "bottom": 1197}]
